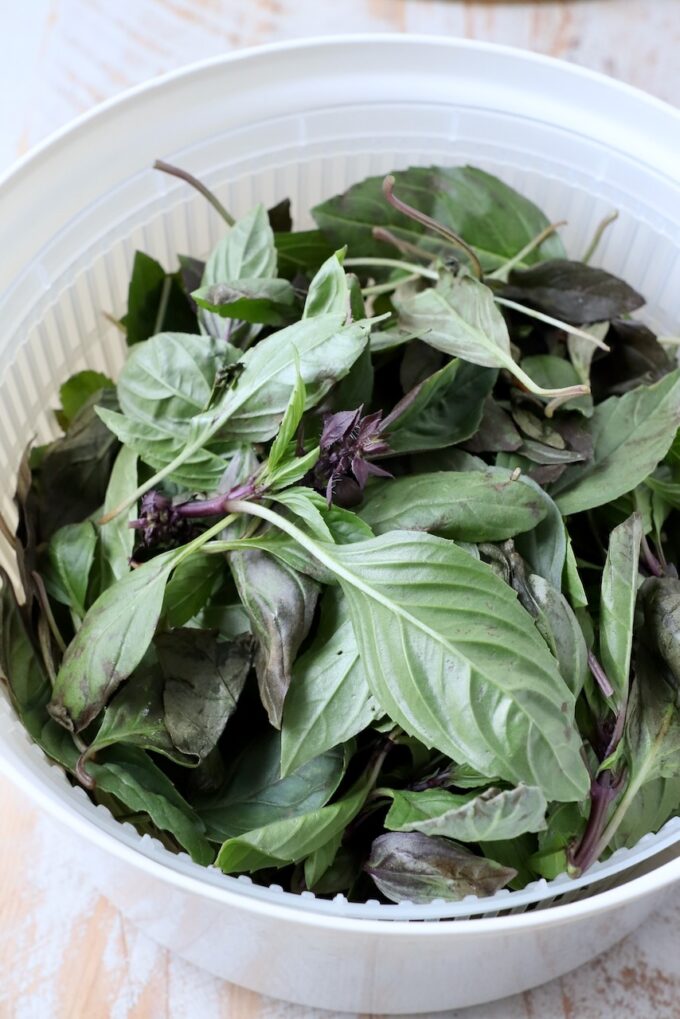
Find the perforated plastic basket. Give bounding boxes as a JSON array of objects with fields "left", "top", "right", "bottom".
[{"left": 1, "top": 36, "right": 679, "bottom": 1012}]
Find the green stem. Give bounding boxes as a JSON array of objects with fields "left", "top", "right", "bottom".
[
  {"left": 361, "top": 271, "right": 422, "bottom": 297},
  {"left": 154, "top": 160, "right": 235, "bottom": 226},
  {"left": 487, "top": 221, "right": 566, "bottom": 281},
  {"left": 494, "top": 296, "right": 610, "bottom": 350},
  {"left": 583, "top": 210, "right": 619, "bottom": 265},
  {"left": 344, "top": 256, "right": 438, "bottom": 280},
  {"left": 153, "top": 275, "right": 172, "bottom": 336}
]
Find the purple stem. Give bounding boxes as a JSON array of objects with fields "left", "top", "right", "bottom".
[
  {"left": 640, "top": 534, "right": 664, "bottom": 577},
  {"left": 570, "top": 773, "right": 620, "bottom": 872},
  {"left": 587, "top": 650, "right": 614, "bottom": 699}
]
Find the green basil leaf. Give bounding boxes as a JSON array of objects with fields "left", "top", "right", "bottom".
[
  {"left": 39, "top": 390, "right": 120, "bottom": 539},
  {"left": 563, "top": 532, "right": 589, "bottom": 609},
  {"left": 267, "top": 370, "right": 306, "bottom": 472},
  {"left": 192, "top": 278, "right": 296, "bottom": 326},
  {"left": 624, "top": 643, "right": 680, "bottom": 785},
  {"left": 216, "top": 314, "right": 370, "bottom": 443},
  {"left": 600, "top": 512, "right": 643, "bottom": 706},
  {"left": 124, "top": 251, "right": 196, "bottom": 346},
  {"left": 203, "top": 204, "right": 277, "bottom": 284},
  {"left": 395, "top": 273, "right": 586, "bottom": 403},
  {"left": 87, "top": 653, "right": 195, "bottom": 765},
  {"left": 364, "top": 832, "right": 516, "bottom": 903},
  {"left": 384, "top": 785, "right": 548, "bottom": 842},
  {"left": 520, "top": 355, "right": 593, "bottom": 417},
  {"left": 0, "top": 569, "right": 50, "bottom": 739},
  {"left": 59, "top": 370, "right": 114, "bottom": 425},
  {"left": 100, "top": 446, "right": 138, "bottom": 583},
  {"left": 303, "top": 251, "right": 349, "bottom": 318},
  {"left": 296, "top": 529, "right": 588, "bottom": 801},
  {"left": 117, "top": 332, "right": 218, "bottom": 427},
  {"left": 281, "top": 590, "right": 378, "bottom": 776},
  {"left": 385, "top": 360, "right": 496, "bottom": 454},
  {"left": 229, "top": 548, "right": 319, "bottom": 727},
  {"left": 198, "top": 732, "right": 346, "bottom": 841},
  {"left": 551, "top": 370, "right": 680, "bottom": 515},
  {"left": 463, "top": 396, "right": 522, "bottom": 454},
  {"left": 503, "top": 260, "right": 644, "bottom": 325},
  {"left": 156, "top": 629, "right": 252, "bottom": 760},
  {"left": 215, "top": 768, "right": 368, "bottom": 873},
  {"left": 89, "top": 745, "right": 213, "bottom": 865},
  {"left": 48, "top": 547, "right": 184, "bottom": 732},
  {"left": 527, "top": 574, "right": 589, "bottom": 697},
  {"left": 359, "top": 468, "right": 548, "bottom": 542},
  {"left": 162, "top": 553, "right": 225, "bottom": 628},
  {"left": 96, "top": 407, "right": 229, "bottom": 489},
  {"left": 312, "top": 166, "right": 565, "bottom": 271},
  {"left": 47, "top": 521, "right": 97, "bottom": 618},
  {"left": 274, "top": 229, "right": 335, "bottom": 278},
  {"left": 641, "top": 577, "right": 680, "bottom": 686},
  {"left": 609, "top": 776, "right": 680, "bottom": 851}
]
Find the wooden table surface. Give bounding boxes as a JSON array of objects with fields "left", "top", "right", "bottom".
[{"left": 1, "top": 3, "right": 679, "bottom": 1017}]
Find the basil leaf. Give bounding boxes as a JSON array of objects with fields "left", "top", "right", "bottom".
[
  {"left": 291, "top": 528, "right": 588, "bottom": 801},
  {"left": 313, "top": 166, "right": 565, "bottom": 271},
  {"left": 600, "top": 512, "right": 643, "bottom": 706},
  {"left": 117, "top": 332, "right": 218, "bottom": 427},
  {"left": 230, "top": 549, "right": 319, "bottom": 727},
  {"left": 624, "top": 643, "right": 680, "bottom": 785},
  {"left": 124, "top": 251, "right": 196, "bottom": 345},
  {"left": 267, "top": 371, "right": 306, "bottom": 472},
  {"left": 89, "top": 745, "right": 213, "bottom": 865},
  {"left": 274, "top": 229, "right": 335, "bottom": 278},
  {"left": 0, "top": 569, "right": 50, "bottom": 739},
  {"left": 520, "top": 355, "right": 593, "bottom": 417},
  {"left": 552, "top": 370, "right": 680, "bottom": 515},
  {"left": 192, "top": 278, "right": 296, "bottom": 326},
  {"left": 216, "top": 314, "right": 370, "bottom": 443},
  {"left": 87, "top": 653, "right": 196, "bottom": 766},
  {"left": 203, "top": 204, "right": 277, "bottom": 284},
  {"left": 39, "top": 390, "right": 120, "bottom": 539},
  {"left": 609, "top": 776, "right": 680, "bottom": 851},
  {"left": 156, "top": 629, "right": 252, "bottom": 760},
  {"left": 100, "top": 446, "right": 137, "bottom": 583},
  {"left": 364, "top": 832, "right": 516, "bottom": 904},
  {"left": 281, "top": 590, "right": 378, "bottom": 776},
  {"left": 96, "top": 408, "right": 231, "bottom": 489},
  {"left": 641, "top": 577, "right": 680, "bottom": 685},
  {"left": 162, "top": 553, "right": 225, "bottom": 628},
  {"left": 303, "top": 251, "right": 349, "bottom": 318},
  {"left": 563, "top": 532, "right": 589, "bottom": 609},
  {"left": 215, "top": 769, "right": 368, "bottom": 873},
  {"left": 48, "top": 547, "right": 184, "bottom": 732},
  {"left": 464, "top": 397, "right": 522, "bottom": 454},
  {"left": 198, "top": 732, "right": 346, "bottom": 840},
  {"left": 59, "top": 370, "right": 114, "bottom": 425},
  {"left": 385, "top": 360, "right": 496, "bottom": 454},
  {"left": 47, "top": 521, "right": 97, "bottom": 618},
  {"left": 359, "top": 468, "right": 548, "bottom": 542},
  {"left": 527, "top": 574, "right": 589, "bottom": 697},
  {"left": 503, "top": 260, "right": 644, "bottom": 325},
  {"left": 384, "top": 785, "right": 548, "bottom": 842}
]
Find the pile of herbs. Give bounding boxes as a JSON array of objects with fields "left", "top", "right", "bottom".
[{"left": 2, "top": 161, "right": 680, "bottom": 906}]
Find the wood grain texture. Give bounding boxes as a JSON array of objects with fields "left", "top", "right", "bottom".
[{"left": 1, "top": 2, "right": 679, "bottom": 1016}]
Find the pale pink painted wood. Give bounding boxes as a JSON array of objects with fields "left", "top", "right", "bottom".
[{"left": 1, "top": 3, "right": 678, "bottom": 1016}]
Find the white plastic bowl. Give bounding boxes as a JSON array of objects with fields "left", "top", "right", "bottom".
[{"left": 1, "top": 35, "right": 679, "bottom": 1012}]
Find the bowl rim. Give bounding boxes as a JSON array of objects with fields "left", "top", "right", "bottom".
[
  {"left": 1, "top": 32, "right": 678, "bottom": 200},
  {"left": 1, "top": 33, "right": 679, "bottom": 930}
]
